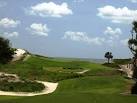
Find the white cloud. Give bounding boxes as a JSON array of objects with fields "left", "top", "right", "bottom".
[
  {"left": 0, "top": 32, "right": 19, "bottom": 38},
  {"left": 28, "top": 23, "right": 50, "bottom": 37},
  {"left": 103, "top": 27, "right": 123, "bottom": 47},
  {"left": 104, "top": 27, "right": 122, "bottom": 39},
  {"left": 128, "top": 0, "right": 137, "bottom": 3},
  {"left": 27, "top": 2, "right": 73, "bottom": 18},
  {"left": 0, "top": 18, "right": 20, "bottom": 28},
  {"left": 62, "top": 30, "right": 127, "bottom": 47},
  {"left": 97, "top": 5, "right": 137, "bottom": 23},
  {"left": 121, "top": 39, "right": 129, "bottom": 46},
  {"left": 62, "top": 31, "right": 105, "bottom": 45}
]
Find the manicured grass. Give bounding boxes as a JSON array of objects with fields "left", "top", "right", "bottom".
[
  {"left": 1, "top": 93, "right": 137, "bottom": 103},
  {"left": 55, "top": 76, "right": 128, "bottom": 94}
]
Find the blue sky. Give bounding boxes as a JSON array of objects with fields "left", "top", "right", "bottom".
[{"left": 0, "top": 0, "right": 137, "bottom": 59}]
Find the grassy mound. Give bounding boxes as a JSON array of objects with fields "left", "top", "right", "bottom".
[
  {"left": 102, "top": 63, "right": 120, "bottom": 69},
  {"left": 113, "top": 59, "right": 131, "bottom": 65}
]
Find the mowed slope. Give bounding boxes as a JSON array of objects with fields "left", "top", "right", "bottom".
[{"left": 0, "top": 55, "right": 137, "bottom": 103}]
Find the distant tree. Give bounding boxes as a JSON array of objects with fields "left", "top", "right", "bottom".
[
  {"left": 104, "top": 52, "right": 113, "bottom": 63},
  {"left": 0, "top": 36, "right": 15, "bottom": 64}
]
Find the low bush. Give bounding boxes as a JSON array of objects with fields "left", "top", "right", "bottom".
[{"left": 0, "top": 80, "right": 45, "bottom": 92}]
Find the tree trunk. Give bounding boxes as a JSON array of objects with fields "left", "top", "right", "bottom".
[
  {"left": 133, "top": 58, "right": 137, "bottom": 79},
  {"left": 108, "top": 58, "right": 109, "bottom": 63}
]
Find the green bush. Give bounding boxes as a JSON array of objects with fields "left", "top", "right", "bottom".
[
  {"left": 0, "top": 37, "right": 15, "bottom": 64},
  {"left": 0, "top": 80, "right": 45, "bottom": 92}
]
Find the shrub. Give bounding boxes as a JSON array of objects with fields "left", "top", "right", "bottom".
[
  {"left": 0, "top": 80, "right": 45, "bottom": 92},
  {"left": 0, "top": 37, "right": 15, "bottom": 64}
]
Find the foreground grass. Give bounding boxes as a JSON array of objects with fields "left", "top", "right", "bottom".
[{"left": 1, "top": 94, "right": 137, "bottom": 103}]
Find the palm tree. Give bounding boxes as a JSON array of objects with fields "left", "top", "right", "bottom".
[{"left": 104, "top": 52, "right": 113, "bottom": 63}]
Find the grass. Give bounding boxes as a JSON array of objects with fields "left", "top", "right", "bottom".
[
  {"left": 55, "top": 76, "right": 128, "bottom": 94},
  {"left": 0, "top": 76, "right": 136, "bottom": 103},
  {"left": 102, "top": 63, "right": 120, "bottom": 69},
  {"left": 0, "top": 55, "right": 112, "bottom": 82},
  {"left": 113, "top": 59, "right": 131, "bottom": 65},
  {"left": 0, "top": 55, "right": 137, "bottom": 103},
  {"left": 102, "top": 59, "right": 131, "bottom": 69}
]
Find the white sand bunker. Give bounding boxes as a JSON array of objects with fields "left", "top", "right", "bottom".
[
  {"left": 0, "top": 81, "right": 58, "bottom": 96},
  {"left": 12, "top": 49, "right": 26, "bottom": 61},
  {"left": 0, "top": 72, "right": 58, "bottom": 96}
]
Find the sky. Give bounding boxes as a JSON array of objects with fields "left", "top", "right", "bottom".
[{"left": 0, "top": 0, "right": 137, "bottom": 59}]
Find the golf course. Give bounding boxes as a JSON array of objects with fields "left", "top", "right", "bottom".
[
  {"left": 1, "top": 0, "right": 137, "bottom": 103},
  {"left": 0, "top": 54, "right": 136, "bottom": 103}
]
